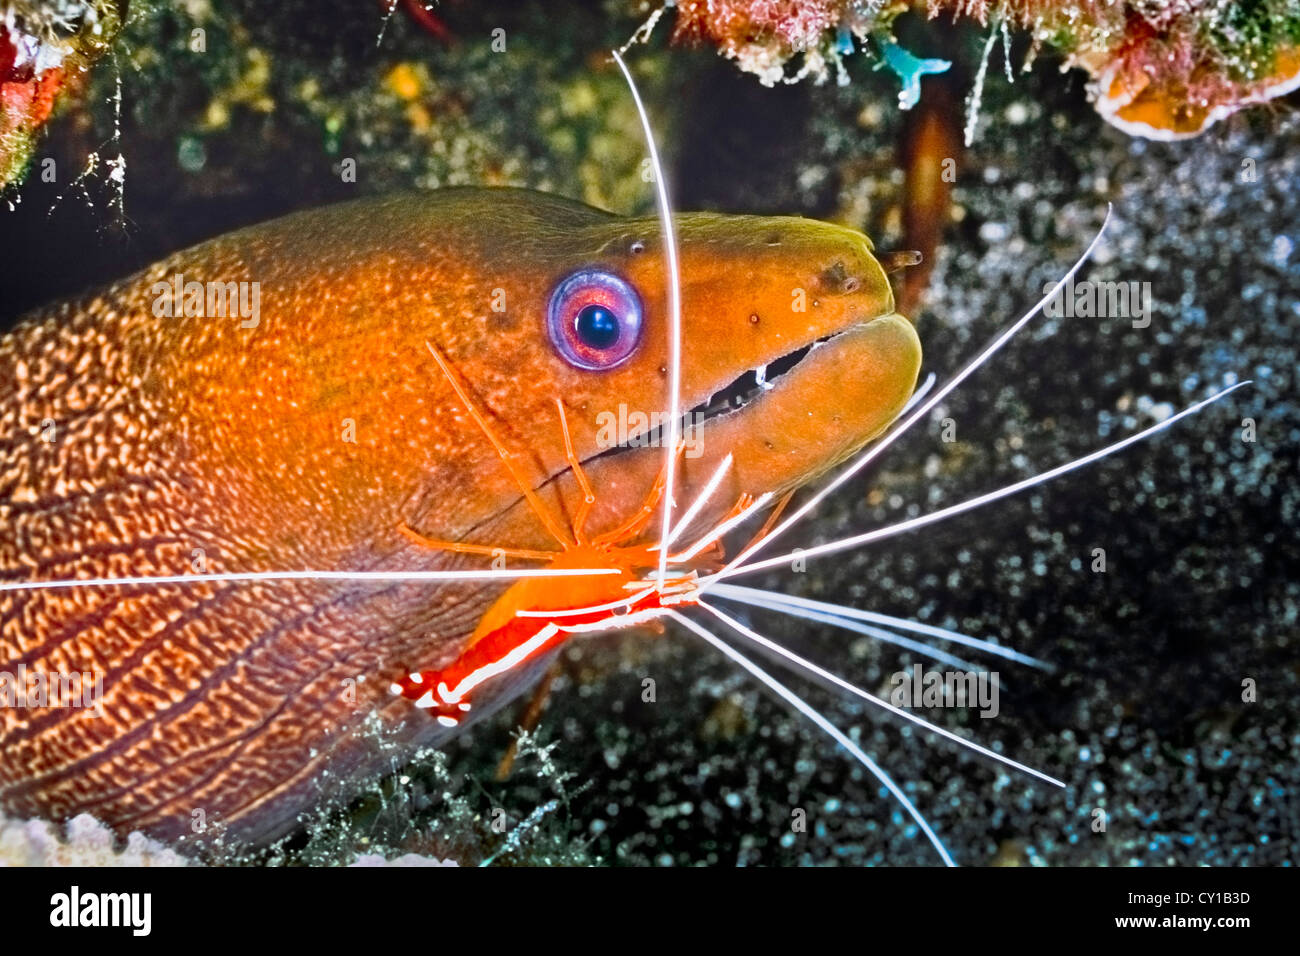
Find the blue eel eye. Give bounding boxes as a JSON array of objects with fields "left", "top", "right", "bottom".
[{"left": 546, "top": 270, "right": 644, "bottom": 370}]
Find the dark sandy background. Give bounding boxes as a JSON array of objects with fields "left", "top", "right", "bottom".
[{"left": 1, "top": 1, "right": 1295, "bottom": 866}]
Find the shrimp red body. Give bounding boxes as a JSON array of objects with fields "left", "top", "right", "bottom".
[{"left": 390, "top": 574, "right": 673, "bottom": 725}]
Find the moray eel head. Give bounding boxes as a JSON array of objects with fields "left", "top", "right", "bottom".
[
  {"left": 0, "top": 187, "right": 919, "bottom": 847},
  {"left": 418, "top": 189, "right": 922, "bottom": 544}
]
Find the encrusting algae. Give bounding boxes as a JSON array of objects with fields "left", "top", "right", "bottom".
[{"left": 642, "top": 0, "right": 1300, "bottom": 139}]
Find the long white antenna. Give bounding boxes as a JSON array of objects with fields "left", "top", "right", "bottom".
[
  {"left": 709, "top": 588, "right": 982, "bottom": 672},
  {"left": 670, "top": 609, "right": 956, "bottom": 866},
  {"left": 0, "top": 567, "right": 618, "bottom": 593},
  {"left": 662, "top": 454, "right": 733, "bottom": 550},
  {"left": 612, "top": 49, "right": 682, "bottom": 590},
  {"left": 710, "top": 583, "right": 1052, "bottom": 669},
  {"left": 700, "top": 601, "right": 1064, "bottom": 787},
  {"left": 705, "top": 381, "right": 1250, "bottom": 581}
]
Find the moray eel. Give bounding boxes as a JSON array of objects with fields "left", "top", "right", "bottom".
[{"left": 0, "top": 188, "right": 920, "bottom": 847}]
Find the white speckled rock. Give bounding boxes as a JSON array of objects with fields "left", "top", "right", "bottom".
[{"left": 0, "top": 812, "right": 192, "bottom": 867}]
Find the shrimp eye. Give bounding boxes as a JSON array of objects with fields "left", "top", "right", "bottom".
[{"left": 547, "top": 270, "right": 643, "bottom": 370}]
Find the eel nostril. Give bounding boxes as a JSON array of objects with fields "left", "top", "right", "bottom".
[{"left": 818, "top": 259, "right": 861, "bottom": 295}]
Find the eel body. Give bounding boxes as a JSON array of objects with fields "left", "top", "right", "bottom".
[{"left": 0, "top": 188, "right": 919, "bottom": 846}]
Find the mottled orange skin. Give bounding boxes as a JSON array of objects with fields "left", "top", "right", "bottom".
[{"left": 0, "top": 188, "right": 919, "bottom": 847}]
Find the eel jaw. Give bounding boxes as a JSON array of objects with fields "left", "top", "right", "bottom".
[
  {"left": 598, "top": 314, "right": 919, "bottom": 466},
  {"left": 570, "top": 312, "right": 922, "bottom": 541},
  {"left": 687, "top": 326, "right": 865, "bottom": 429},
  {"left": 684, "top": 311, "right": 922, "bottom": 491},
  {"left": 592, "top": 314, "right": 920, "bottom": 458}
]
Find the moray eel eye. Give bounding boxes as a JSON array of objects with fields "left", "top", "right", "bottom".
[{"left": 547, "top": 269, "right": 643, "bottom": 370}]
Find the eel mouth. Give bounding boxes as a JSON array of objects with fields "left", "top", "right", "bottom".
[
  {"left": 685, "top": 334, "right": 834, "bottom": 426},
  {"left": 588, "top": 313, "right": 917, "bottom": 463},
  {"left": 511, "top": 311, "right": 919, "bottom": 550}
]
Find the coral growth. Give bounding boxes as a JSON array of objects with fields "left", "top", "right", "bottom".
[
  {"left": 0, "top": 809, "right": 462, "bottom": 866},
  {"left": 1058, "top": 5, "right": 1300, "bottom": 139},
  {"left": 669, "top": 0, "right": 880, "bottom": 85},
  {"left": 0, "top": 811, "right": 192, "bottom": 866},
  {"left": 348, "top": 852, "right": 459, "bottom": 866},
  {"left": 646, "top": 0, "right": 1300, "bottom": 138},
  {"left": 0, "top": 1, "right": 123, "bottom": 186}
]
